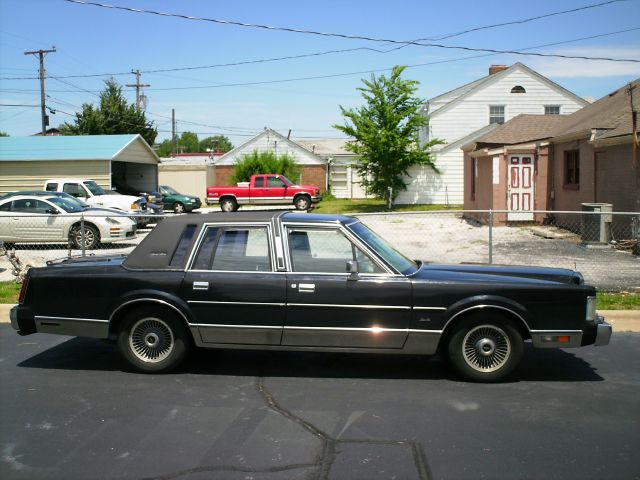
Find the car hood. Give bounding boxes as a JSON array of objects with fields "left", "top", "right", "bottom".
[{"left": 413, "top": 262, "right": 584, "bottom": 285}]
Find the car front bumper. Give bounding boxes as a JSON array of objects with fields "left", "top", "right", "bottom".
[{"left": 594, "top": 316, "right": 612, "bottom": 346}]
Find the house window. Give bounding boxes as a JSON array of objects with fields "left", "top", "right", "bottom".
[
  {"left": 489, "top": 105, "right": 505, "bottom": 124},
  {"left": 564, "top": 150, "right": 580, "bottom": 189},
  {"left": 510, "top": 85, "right": 526, "bottom": 94},
  {"left": 545, "top": 105, "right": 561, "bottom": 115}
]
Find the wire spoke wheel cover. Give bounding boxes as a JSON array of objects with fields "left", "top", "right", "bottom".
[
  {"left": 462, "top": 324, "right": 511, "bottom": 373},
  {"left": 129, "top": 317, "right": 175, "bottom": 363}
]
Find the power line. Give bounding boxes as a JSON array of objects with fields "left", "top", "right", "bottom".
[
  {"left": 4, "top": 25, "right": 640, "bottom": 96},
  {"left": 1, "top": 25, "right": 638, "bottom": 82},
  {"left": 0, "top": 103, "right": 40, "bottom": 107},
  {"left": 63, "top": 0, "right": 640, "bottom": 63},
  {"left": 420, "top": 0, "right": 628, "bottom": 41}
]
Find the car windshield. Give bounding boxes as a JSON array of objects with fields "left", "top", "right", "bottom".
[
  {"left": 161, "top": 185, "right": 179, "bottom": 195},
  {"left": 279, "top": 176, "right": 294, "bottom": 186},
  {"left": 83, "top": 180, "right": 106, "bottom": 196},
  {"left": 348, "top": 222, "right": 417, "bottom": 274},
  {"left": 48, "top": 196, "right": 85, "bottom": 213}
]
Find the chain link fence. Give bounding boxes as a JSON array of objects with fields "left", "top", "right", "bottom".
[{"left": 1, "top": 210, "right": 638, "bottom": 290}]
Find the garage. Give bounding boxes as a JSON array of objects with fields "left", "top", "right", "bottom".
[{"left": 0, "top": 134, "right": 159, "bottom": 195}]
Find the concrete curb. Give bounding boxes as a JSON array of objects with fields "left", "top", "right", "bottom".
[{"left": 1, "top": 304, "right": 639, "bottom": 332}]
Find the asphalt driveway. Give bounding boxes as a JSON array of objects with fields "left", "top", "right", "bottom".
[{"left": 1, "top": 326, "right": 639, "bottom": 480}]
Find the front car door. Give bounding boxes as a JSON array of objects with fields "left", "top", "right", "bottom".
[
  {"left": 181, "top": 222, "right": 286, "bottom": 345},
  {"left": 10, "top": 199, "right": 65, "bottom": 241},
  {"left": 283, "top": 224, "right": 411, "bottom": 349},
  {"left": 254, "top": 175, "right": 288, "bottom": 205}
]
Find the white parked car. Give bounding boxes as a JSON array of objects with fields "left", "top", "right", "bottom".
[{"left": 0, "top": 195, "right": 136, "bottom": 249}]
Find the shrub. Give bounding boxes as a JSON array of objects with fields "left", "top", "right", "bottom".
[{"left": 231, "top": 150, "right": 301, "bottom": 184}]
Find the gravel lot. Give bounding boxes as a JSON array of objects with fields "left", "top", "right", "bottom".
[{"left": 1, "top": 211, "right": 638, "bottom": 289}]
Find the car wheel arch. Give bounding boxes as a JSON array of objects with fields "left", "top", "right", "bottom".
[
  {"left": 108, "top": 296, "right": 193, "bottom": 338},
  {"left": 438, "top": 303, "right": 531, "bottom": 351}
]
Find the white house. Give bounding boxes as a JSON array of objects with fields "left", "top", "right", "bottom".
[
  {"left": 213, "top": 128, "right": 328, "bottom": 190},
  {"left": 395, "top": 63, "right": 589, "bottom": 205}
]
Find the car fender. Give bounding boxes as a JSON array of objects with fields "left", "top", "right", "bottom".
[
  {"left": 108, "top": 290, "right": 195, "bottom": 333},
  {"left": 442, "top": 294, "right": 532, "bottom": 335}
]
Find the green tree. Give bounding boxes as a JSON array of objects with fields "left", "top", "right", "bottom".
[
  {"left": 231, "top": 150, "right": 300, "bottom": 184},
  {"left": 334, "top": 66, "right": 443, "bottom": 203},
  {"left": 178, "top": 131, "right": 199, "bottom": 153},
  {"left": 199, "top": 135, "right": 233, "bottom": 153},
  {"left": 59, "top": 79, "right": 157, "bottom": 145},
  {"left": 0, "top": 132, "right": 9, "bottom": 137},
  {"left": 155, "top": 139, "right": 172, "bottom": 157}
]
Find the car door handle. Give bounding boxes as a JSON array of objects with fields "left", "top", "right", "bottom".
[
  {"left": 298, "top": 283, "right": 315, "bottom": 293},
  {"left": 193, "top": 281, "right": 209, "bottom": 290}
]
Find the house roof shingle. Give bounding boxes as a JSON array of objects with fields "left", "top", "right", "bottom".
[
  {"left": 553, "top": 78, "right": 640, "bottom": 140},
  {"left": 473, "top": 114, "right": 567, "bottom": 146}
]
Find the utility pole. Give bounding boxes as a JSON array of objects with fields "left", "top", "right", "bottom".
[
  {"left": 126, "top": 70, "right": 150, "bottom": 112},
  {"left": 24, "top": 47, "right": 56, "bottom": 135},
  {"left": 171, "top": 108, "right": 177, "bottom": 157}
]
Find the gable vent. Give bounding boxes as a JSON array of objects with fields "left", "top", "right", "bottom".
[{"left": 511, "top": 85, "right": 526, "bottom": 94}]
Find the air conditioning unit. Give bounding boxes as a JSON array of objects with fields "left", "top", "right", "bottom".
[{"left": 581, "top": 203, "right": 613, "bottom": 243}]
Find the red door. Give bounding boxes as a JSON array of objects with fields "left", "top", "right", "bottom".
[
  {"left": 507, "top": 155, "right": 534, "bottom": 221},
  {"left": 254, "top": 175, "right": 288, "bottom": 205}
]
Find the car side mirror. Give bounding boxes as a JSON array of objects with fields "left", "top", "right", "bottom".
[
  {"left": 346, "top": 260, "right": 359, "bottom": 281},
  {"left": 46, "top": 208, "right": 58, "bottom": 215}
]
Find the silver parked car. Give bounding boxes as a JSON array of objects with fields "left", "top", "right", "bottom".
[{"left": 0, "top": 195, "right": 136, "bottom": 249}]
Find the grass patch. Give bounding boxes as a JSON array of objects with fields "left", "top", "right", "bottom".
[
  {"left": 0, "top": 281, "right": 21, "bottom": 304},
  {"left": 597, "top": 292, "right": 640, "bottom": 310},
  {"left": 313, "top": 198, "right": 461, "bottom": 215}
]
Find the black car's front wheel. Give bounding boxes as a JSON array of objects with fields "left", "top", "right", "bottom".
[
  {"left": 447, "top": 314, "right": 523, "bottom": 382},
  {"left": 117, "top": 307, "right": 190, "bottom": 373}
]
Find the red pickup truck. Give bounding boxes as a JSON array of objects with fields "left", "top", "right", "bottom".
[{"left": 206, "top": 174, "right": 322, "bottom": 212}]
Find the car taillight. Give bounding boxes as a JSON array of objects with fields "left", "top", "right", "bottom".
[{"left": 18, "top": 276, "right": 29, "bottom": 304}]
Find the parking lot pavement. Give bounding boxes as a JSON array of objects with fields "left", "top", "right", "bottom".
[{"left": 1, "top": 325, "right": 639, "bottom": 480}]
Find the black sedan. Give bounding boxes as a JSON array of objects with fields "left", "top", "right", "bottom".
[{"left": 10, "top": 211, "right": 612, "bottom": 382}]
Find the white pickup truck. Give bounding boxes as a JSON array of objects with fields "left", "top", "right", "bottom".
[
  {"left": 44, "top": 178, "right": 153, "bottom": 226},
  {"left": 44, "top": 179, "right": 147, "bottom": 212}
]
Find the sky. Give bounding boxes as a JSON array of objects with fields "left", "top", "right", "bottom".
[{"left": 1, "top": 0, "right": 639, "bottom": 147}]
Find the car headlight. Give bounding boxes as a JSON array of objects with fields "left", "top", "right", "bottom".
[
  {"left": 586, "top": 296, "right": 597, "bottom": 322},
  {"left": 105, "top": 217, "right": 121, "bottom": 225}
]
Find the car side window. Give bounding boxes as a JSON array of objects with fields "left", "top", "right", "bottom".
[
  {"left": 212, "top": 228, "right": 271, "bottom": 271},
  {"left": 11, "top": 199, "right": 51, "bottom": 213},
  {"left": 169, "top": 224, "right": 197, "bottom": 268},
  {"left": 191, "top": 226, "right": 271, "bottom": 272},
  {"left": 0, "top": 201, "right": 12, "bottom": 212},
  {"left": 254, "top": 177, "right": 264, "bottom": 188},
  {"left": 287, "top": 228, "right": 383, "bottom": 274},
  {"left": 45, "top": 183, "right": 58, "bottom": 192},
  {"left": 63, "top": 183, "right": 85, "bottom": 198},
  {"left": 267, "top": 176, "right": 285, "bottom": 188}
]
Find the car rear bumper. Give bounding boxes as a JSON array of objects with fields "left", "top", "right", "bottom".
[{"left": 11, "top": 305, "right": 36, "bottom": 336}]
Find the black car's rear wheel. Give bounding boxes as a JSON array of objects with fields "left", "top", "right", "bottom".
[
  {"left": 447, "top": 314, "right": 523, "bottom": 382},
  {"left": 117, "top": 307, "right": 190, "bottom": 373}
]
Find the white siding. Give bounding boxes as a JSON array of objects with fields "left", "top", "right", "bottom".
[
  {"left": 217, "top": 130, "right": 325, "bottom": 166},
  {"left": 401, "top": 65, "right": 587, "bottom": 205}
]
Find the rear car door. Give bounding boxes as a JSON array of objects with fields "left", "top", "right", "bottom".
[
  {"left": 283, "top": 225, "right": 412, "bottom": 349},
  {"left": 181, "top": 222, "right": 286, "bottom": 345}
]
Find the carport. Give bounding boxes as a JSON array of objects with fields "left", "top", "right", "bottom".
[{"left": 0, "top": 134, "right": 159, "bottom": 195}]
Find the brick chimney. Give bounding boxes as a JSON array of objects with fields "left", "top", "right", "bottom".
[{"left": 489, "top": 65, "right": 508, "bottom": 75}]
